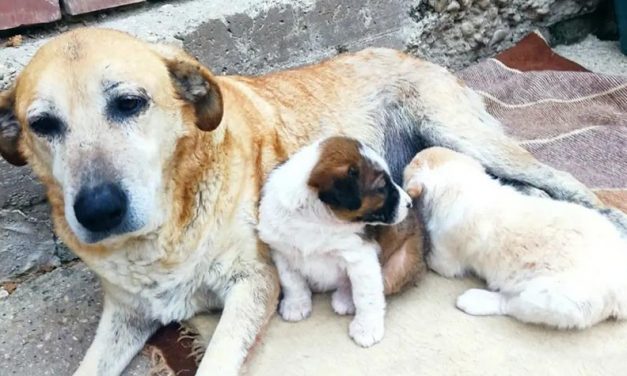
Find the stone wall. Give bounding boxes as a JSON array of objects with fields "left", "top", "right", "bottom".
[{"left": 0, "top": 0, "right": 601, "bottom": 285}]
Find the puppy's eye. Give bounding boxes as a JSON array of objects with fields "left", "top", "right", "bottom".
[
  {"left": 29, "top": 115, "right": 64, "bottom": 138},
  {"left": 348, "top": 166, "right": 359, "bottom": 177},
  {"left": 110, "top": 95, "right": 148, "bottom": 119}
]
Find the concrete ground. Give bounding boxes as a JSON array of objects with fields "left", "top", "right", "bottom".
[{"left": 0, "top": 1, "right": 626, "bottom": 375}]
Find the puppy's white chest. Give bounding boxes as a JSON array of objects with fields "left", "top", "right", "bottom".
[{"left": 286, "top": 250, "right": 347, "bottom": 292}]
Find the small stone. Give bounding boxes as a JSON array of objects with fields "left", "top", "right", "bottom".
[
  {"left": 0, "top": 289, "right": 8, "bottom": 299},
  {"left": 429, "top": 0, "right": 449, "bottom": 13},
  {"left": 446, "top": 1, "right": 461, "bottom": 12},
  {"left": 460, "top": 21, "right": 474, "bottom": 36},
  {"left": 472, "top": 16, "right": 484, "bottom": 27},
  {"left": 477, "top": 0, "right": 490, "bottom": 10},
  {"left": 490, "top": 29, "right": 508, "bottom": 45},
  {"left": 473, "top": 33, "right": 484, "bottom": 43}
]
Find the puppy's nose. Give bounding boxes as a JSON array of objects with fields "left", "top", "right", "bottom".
[
  {"left": 73, "top": 183, "right": 128, "bottom": 232},
  {"left": 406, "top": 201, "right": 413, "bottom": 209}
]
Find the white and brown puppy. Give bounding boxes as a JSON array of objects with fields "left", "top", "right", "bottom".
[
  {"left": 404, "top": 147, "right": 627, "bottom": 329},
  {"left": 258, "top": 136, "right": 413, "bottom": 347},
  {"left": 0, "top": 28, "right": 622, "bottom": 376}
]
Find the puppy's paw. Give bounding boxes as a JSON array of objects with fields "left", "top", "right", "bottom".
[
  {"left": 279, "top": 297, "right": 312, "bottom": 322},
  {"left": 456, "top": 289, "right": 504, "bottom": 316},
  {"left": 349, "top": 315, "right": 384, "bottom": 348},
  {"left": 332, "top": 289, "right": 355, "bottom": 315}
]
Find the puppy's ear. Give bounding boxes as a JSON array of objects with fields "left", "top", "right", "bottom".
[
  {"left": 0, "top": 87, "right": 26, "bottom": 166},
  {"left": 406, "top": 183, "right": 423, "bottom": 199},
  {"left": 152, "top": 44, "right": 223, "bottom": 132},
  {"left": 309, "top": 165, "right": 362, "bottom": 210}
]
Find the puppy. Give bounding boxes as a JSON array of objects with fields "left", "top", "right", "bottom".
[
  {"left": 258, "top": 136, "right": 422, "bottom": 347},
  {"left": 403, "top": 147, "right": 627, "bottom": 329}
]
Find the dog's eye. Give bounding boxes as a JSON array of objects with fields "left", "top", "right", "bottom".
[
  {"left": 348, "top": 166, "right": 359, "bottom": 177},
  {"left": 29, "top": 115, "right": 64, "bottom": 138},
  {"left": 110, "top": 95, "right": 148, "bottom": 118}
]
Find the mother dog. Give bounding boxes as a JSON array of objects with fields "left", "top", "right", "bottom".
[{"left": 0, "top": 29, "right": 614, "bottom": 375}]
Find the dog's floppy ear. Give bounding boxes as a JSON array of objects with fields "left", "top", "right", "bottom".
[
  {"left": 0, "top": 87, "right": 26, "bottom": 166},
  {"left": 406, "top": 183, "right": 423, "bottom": 199},
  {"left": 153, "top": 44, "right": 223, "bottom": 132}
]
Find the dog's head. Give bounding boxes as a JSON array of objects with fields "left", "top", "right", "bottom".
[
  {"left": 403, "top": 147, "right": 484, "bottom": 198},
  {"left": 0, "top": 28, "right": 223, "bottom": 245},
  {"left": 308, "top": 137, "right": 412, "bottom": 225}
]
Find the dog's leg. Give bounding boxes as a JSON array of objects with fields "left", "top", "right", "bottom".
[
  {"left": 382, "top": 233, "right": 425, "bottom": 295},
  {"left": 343, "top": 245, "right": 386, "bottom": 348},
  {"left": 196, "top": 262, "right": 278, "bottom": 376},
  {"left": 332, "top": 277, "right": 355, "bottom": 316},
  {"left": 426, "top": 244, "right": 466, "bottom": 279},
  {"left": 500, "top": 280, "right": 605, "bottom": 329},
  {"left": 456, "top": 289, "right": 506, "bottom": 316},
  {"left": 73, "top": 293, "right": 158, "bottom": 376},
  {"left": 272, "top": 251, "right": 313, "bottom": 321}
]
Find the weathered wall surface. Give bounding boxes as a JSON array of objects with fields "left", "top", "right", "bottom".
[
  {"left": 0, "top": 0, "right": 600, "bottom": 285},
  {"left": 184, "top": 0, "right": 600, "bottom": 75}
]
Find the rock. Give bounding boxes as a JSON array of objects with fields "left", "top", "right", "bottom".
[
  {"left": 490, "top": 29, "right": 508, "bottom": 45},
  {"left": 477, "top": 0, "right": 491, "bottom": 10},
  {"left": 447, "top": 1, "right": 461, "bottom": 12},
  {"left": 460, "top": 21, "right": 474, "bottom": 36},
  {"left": 429, "top": 0, "right": 450, "bottom": 13}
]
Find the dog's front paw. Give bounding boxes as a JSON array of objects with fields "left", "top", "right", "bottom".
[
  {"left": 456, "top": 289, "right": 504, "bottom": 316},
  {"left": 332, "top": 289, "right": 355, "bottom": 315},
  {"left": 279, "top": 297, "right": 312, "bottom": 321},
  {"left": 348, "top": 315, "right": 384, "bottom": 348}
]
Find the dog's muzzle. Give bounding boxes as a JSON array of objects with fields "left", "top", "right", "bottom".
[{"left": 73, "top": 182, "right": 128, "bottom": 233}]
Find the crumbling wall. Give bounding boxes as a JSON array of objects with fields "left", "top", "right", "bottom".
[{"left": 406, "top": 0, "right": 599, "bottom": 70}]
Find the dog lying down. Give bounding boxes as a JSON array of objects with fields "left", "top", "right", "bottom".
[
  {"left": 404, "top": 147, "right": 627, "bottom": 329},
  {"left": 258, "top": 136, "right": 426, "bottom": 347}
]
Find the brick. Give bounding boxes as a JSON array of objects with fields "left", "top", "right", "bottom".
[
  {"left": 0, "top": 0, "right": 61, "bottom": 31},
  {"left": 61, "top": 0, "right": 145, "bottom": 16}
]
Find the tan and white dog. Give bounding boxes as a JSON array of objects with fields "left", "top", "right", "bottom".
[
  {"left": 0, "top": 28, "right": 620, "bottom": 375},
  {"left": 404, "top": 147, "right": 627, "bottom": 329}
]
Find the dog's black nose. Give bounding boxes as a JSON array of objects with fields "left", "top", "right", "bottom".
[
  {"left": 406, "top": 201, "right": 413, "bottom": 209},
  {"left": 73, "top": 183, "right": 128, "bottom": 233}
]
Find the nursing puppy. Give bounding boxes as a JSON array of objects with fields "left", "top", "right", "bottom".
[
  {"left": 0, "top": 28, "right": 622, "bottom": 375},
  {"left": 258, "top": 137, "right": 423, "bottom": 347},
  {"left": 404, "top": 147, "right": 627, "bottom": 329}
]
